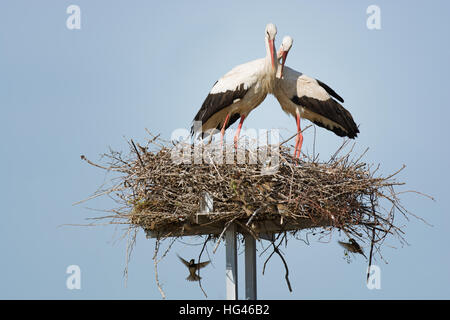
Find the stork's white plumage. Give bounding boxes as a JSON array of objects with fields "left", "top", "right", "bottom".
[
  {"left": 191, "top": 23, "right": 279, "bottom": 146},
  {"left": 274, "top": 36, "right": 359, "bottom": 158}
]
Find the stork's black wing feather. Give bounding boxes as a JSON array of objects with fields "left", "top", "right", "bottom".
[
  {"left": 316, "top": 79, "right": 344, "bottom": 103},
  {"left": 216, "top": 113, "right": 241, "bottom": 131},
  {"left": 291, "top": 96, "right": 359, "bottom": 139},
  {"left": 191, "top": 83, "right": 249, "bottom": 135}
]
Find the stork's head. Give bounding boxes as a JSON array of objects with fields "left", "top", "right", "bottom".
[
  {"left": 278, "top": 36, "right": 293, "bottom": 78},
  {"left": 265, "top": 23, "right": 277, "bottom": 71}
]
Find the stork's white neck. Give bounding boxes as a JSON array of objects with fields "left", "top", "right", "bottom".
[{"left": 262, "top": 37, "right": 278, "bottom": 93}]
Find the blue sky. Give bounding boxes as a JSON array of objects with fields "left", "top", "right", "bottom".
[{"left": 0, "top": 0, "right": 449, "bottom": 299}]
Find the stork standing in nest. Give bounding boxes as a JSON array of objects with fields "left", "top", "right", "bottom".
[
  {"left": 275, "top": 36, "right": 360, "bottom": 158},
  {"left": 191, "top": 23, "right": 279, "bottom": 147}
]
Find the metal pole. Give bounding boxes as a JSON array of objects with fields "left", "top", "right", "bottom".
[
  {"left": 244, "top": 234, "right": 257, "bottom": 300},
  {"left": 225, "top": 223, "right": 238, "bottom": 300}
]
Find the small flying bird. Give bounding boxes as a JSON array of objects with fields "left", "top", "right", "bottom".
[
  {"left": 274, "top": 36, "right": 359, "bottom": 158},
  {"left": 338, "top": 238, "right": 367, "bottom": 259},
  {"left": 191, "top": 23, "right": 279, "bottom": 147},
  {"left": 177, "top": 254, "right": 211, "bottom": 282}
]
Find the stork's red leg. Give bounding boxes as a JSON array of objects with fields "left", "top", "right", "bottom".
[
  {"left": 296, "top": 130, "right": 304, "bottom": 159},
  {"left": 220, "top": 113, "right": 231, "bottom": 146},
  {"left": 234, "top": 115, "right": 246, "bottom": 149},
  {"left": 294, "top": 110, "right": 303, "bottom": 159}
]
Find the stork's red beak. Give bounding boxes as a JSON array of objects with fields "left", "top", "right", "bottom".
[
  {"left": 269, "top": 39, "right": 275, "bottom": 71},
  {"left": 280, "top": 50, "right": 288, "bottom": 78}
]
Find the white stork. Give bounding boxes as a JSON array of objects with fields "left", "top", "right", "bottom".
[
  {"left": 274, "top": 36, "right": 359, "bottom": 158},
  {"left": 191, "top": 23, "right": 278, "bottom": 147}
]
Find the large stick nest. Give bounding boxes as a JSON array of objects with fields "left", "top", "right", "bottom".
[
  {"left": 79, "top": 132, "right": 428, "bottom": 296},
  {"left": 82, "top": 134, "right": 413, "bottom": 239}
]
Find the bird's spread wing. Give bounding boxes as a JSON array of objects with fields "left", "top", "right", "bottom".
[
  {"left": 196, "top": 260, "right": 211, "bottom": 269},
  {"left": 177, "top": 254, "right": 190, "bottom": 267},
  {"left": 191, "top": 59, "right": 264, "bottom": 135},
  {"left": 338, "top": 241, "right": 367, "bottom": 258},
  {"left": 338, "top": 241, "right": 353, "bottom": 251}
]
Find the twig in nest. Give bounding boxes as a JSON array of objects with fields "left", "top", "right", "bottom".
[
  {"left": 262, "top": 234, "right": 292, "bottom": 292},
  {"left": 272, "top": 243, "right": 292, "bottom": 292},
  {"left": 280, "top": 125, "right": 312, "bottom": 146},
  {"left": 367, "top": 226, "right": 376, "bottom": 283},
  {"left": 123, "top": 227, "right": 137, "bottom": 288},
  {"left": 367, "top": 195, "right": 377, "bottom": 283},
  {"left": 130, "top": 139, "right": 145, "bottom": 168},
  {"left": 153, "top": 239, "right": 166, "bottom": 299},
  {"left": 197, "top": 235, "right": 211, "bottom": 298},
  {"left": 80, "top": 155, "right": 112, "bottom": 171},
  {"left": 246, "top": 207, "right": 263, "bottom": 226},
  {"left": 213, "top": 218, "right": 238, "bottom": 253}
]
